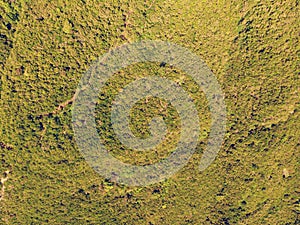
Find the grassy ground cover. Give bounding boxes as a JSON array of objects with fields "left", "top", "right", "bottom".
[{"left": 0, "top": 0, "right": 299, "bottom": 224}]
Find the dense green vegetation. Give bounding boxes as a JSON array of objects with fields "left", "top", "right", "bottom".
[{"left": 0, "top": 0, "right": 299, "bottom": 224}]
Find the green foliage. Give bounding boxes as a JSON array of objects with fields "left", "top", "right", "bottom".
[{"left": 0, "top": 0, "right": 299, "bottom": 224}]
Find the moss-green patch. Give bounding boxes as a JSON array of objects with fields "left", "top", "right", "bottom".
[{"left": 0, "top": 0, "right": 299, "bottom": 224}]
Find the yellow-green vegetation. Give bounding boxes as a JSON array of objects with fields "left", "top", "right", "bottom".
[{"left": 0, "top": 0, "right": 299, "bottom": 224}]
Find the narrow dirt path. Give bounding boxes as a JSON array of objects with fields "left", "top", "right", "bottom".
[
  {"left": 42, "top": 95, "right": 76, "bottom": 117},
  {"left": 0, "top": 170, "right": 10, "bottom": 201}
]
